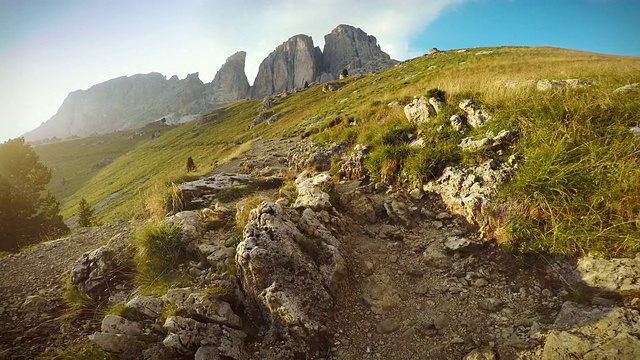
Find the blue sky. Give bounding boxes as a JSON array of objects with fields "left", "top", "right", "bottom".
[{"left": 0, "top": 0, "right": 638, "bottom": 142}]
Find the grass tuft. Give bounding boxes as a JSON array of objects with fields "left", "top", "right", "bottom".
[{"left": 132, "top": 221, "right": 185, "bottom": 294}]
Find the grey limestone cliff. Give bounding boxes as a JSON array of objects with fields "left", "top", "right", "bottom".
[
  {"left": 206, "top": 51, "right": 250, "bottom": 106},
  {"left": 250, "top": 35, "right": 322, "bottom": 99},
  {"left": 321, "top": 24, "right": 398, "bottom": 79}
]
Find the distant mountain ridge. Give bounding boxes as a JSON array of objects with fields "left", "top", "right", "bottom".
[{"left": 24, "top": 24, "right": 397, "bottom": 142}]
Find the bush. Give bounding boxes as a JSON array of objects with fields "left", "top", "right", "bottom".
[{"left": 426, "top": 88, "right": 446, "bottom": 102}]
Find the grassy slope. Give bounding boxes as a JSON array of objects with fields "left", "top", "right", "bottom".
[{"left": 37, "top": 46, "right": 640, "bottom": 256}]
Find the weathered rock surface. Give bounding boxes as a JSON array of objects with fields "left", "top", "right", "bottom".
[
  {"left": 338, "top": 144, "right": 369, "bottom": 180},
  {"left": 206, "top": 51, "right": 250, "bottom": 106},
  {"left": 542, "top": 301, "right": 640, "bottom": 360},
  {"left": 576, "top": 256, "right": 640, "bottom": 295},
  {"left": 178, "top": 173, "right": 252, "bottom": 209},
  {"left": 424, "top": 158, "right": 516, "bottom": 233},
  {"left": 70, "top": 236, "right": 133, "bottom": 301},
  {"left": 163, "top": 316, "right": 248, "bottom": 359},
  {"left": 236, "top": 201, "right": 345, "bottom": 358},
  {"left": 459, "top": 130, "right": 517, "bottom": 152},
  {"left": 459, "top": 99, "right": 491, "bottom": 128},
  {"left": 404, "top": 96, "right": 438, "bottom": 124},
  {"left": 321, "top": 24, "right": 398, "bottom": 78},
  {"left": 293, "top": 173, "right": 333, "bottom": 210},
  {"left": 288, "top": 141, "right": 348, "bottom": 171},
  {"left": 164, "top": 289, "right": 242, "bottom": 328},
  {"left": 251, "top": 34, "right": 322, "bottom": 99}
]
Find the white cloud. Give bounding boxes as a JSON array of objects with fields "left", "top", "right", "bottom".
[{"left": 0, "top": 0, "right": 465, "bottom": 141}]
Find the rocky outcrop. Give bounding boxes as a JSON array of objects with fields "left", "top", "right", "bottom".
[
  {"left": 206, "top": 51, "right": 250, "bottom": 106},
  {"left": 236, "top": 201, "right": 346, "bottom": 358},
  {"left": 321, "top": 24, "right": 398, "bottom": 79},
  {"left": 250, "top": 35, "right": 322, "bottom": 99},
  {"left": 542, "top": 301, "right": 640, "bottom": 360},
  {"left": 70, "top": 232, "right": 134, "bottom": 301},
  {"left": 423, "top": 158, "right": 517, "bottom": 234}
]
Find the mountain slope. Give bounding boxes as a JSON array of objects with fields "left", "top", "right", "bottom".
[{"left": 37, "top": 45, "right": 640, "bottom": 255}]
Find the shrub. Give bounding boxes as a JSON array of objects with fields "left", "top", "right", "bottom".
[{"left": 426, "top": 88, "right": 446, "bottom": 102}]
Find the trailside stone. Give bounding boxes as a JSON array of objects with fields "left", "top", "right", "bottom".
[
  {"left": 163, "top": 316, "right": 248, "bottom": 359},
  {"left": 459, "top": 99, "right": 491, "bottom": 128},
  {"left": 464, "top": 347, "right": 496, "bottom": 360},
  {"left": 236, "top": 202, "right": 345, "bottom": 358},
  {"left": 101, "top": 315, "right": 144, "bottom": 336},
  {"left": 542, "top": 302, "right": 640, "bottom": 360},
  {"left": 90, "top": 333, "right": 147, "bottom": 360},
  {"left": 125, "top": 296, "right": 164, "bottom": 319},
  {"left": 404, "top": 96, "right": 436, "bottom": 124},
  {"left": 71, "top": 246, "right": 118, "bottom": 301},
  {"left": 293, "top": 173, "right": 333, "bottom": 210},
  {"left": 576, "top": 255, "right": 640, "bottom": 295},
  {"left": 164, "top": 290, "right": 242, "bottom": 328}
]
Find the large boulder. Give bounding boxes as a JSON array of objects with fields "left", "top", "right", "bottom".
[
  {"left": 236, "top": 202, "right": 345, "bottom": 358},
  {"left": 404, "top": 96, "right": 437, "bottom": 124}
]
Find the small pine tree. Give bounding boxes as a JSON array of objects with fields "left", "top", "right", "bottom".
[
  {"left": 78, "top": 198, "right": 95, "bottom": 227},
  {"left": 303, "top": 80, "right": 309, "bottom": 89},
  {"left": 340, "top": 68, "right": 348, "bottom": 79}
]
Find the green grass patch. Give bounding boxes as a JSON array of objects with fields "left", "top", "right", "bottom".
[{"left": 132, "top": 221, "right": 186, "bottom": 294}]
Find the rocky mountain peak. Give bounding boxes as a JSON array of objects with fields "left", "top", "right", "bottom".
[
  {"left": 322, "top": 24, "right": 397, "bottom": 78},
  {"left": 250, "top": 34, "right": 322, "bottom": 99},
  {"left": 206, "top": 51, "right": 250, "bottom": 106}
]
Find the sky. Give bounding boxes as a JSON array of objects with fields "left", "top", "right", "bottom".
[{"left": 0, "top": 0, "right": 638, "bottom": 142}]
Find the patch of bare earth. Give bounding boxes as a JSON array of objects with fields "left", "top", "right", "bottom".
[{"left": 0, "top": 222, "right": 130, "bottom": 359}]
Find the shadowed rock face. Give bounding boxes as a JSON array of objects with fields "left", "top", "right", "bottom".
[
  {"left": 321, "top": 24, "right": 397, "bottom": 78},
  {"left": 250, "top": 35, "right": 322, "bottom": 99}
]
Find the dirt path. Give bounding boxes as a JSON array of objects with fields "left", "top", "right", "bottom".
[
  {"left": 325, "top": 191, "right": 566, "bottom": 359},
  {"left": 0, "top": 222, "right": 130, "bottom": 359}
]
